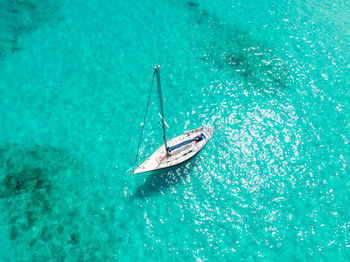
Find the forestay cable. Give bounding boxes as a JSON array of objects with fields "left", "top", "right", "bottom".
[{"left": 132, "top": 70, "right": 156, "bottom": 174}]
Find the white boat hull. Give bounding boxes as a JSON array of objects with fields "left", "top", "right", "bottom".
[{"left": 133, "top": 125, "right": 214, "bottom": 174}]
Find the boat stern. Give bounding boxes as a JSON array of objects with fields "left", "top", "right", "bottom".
[{"left": 202, "top": 125, "right": 215, "bottom": 140}]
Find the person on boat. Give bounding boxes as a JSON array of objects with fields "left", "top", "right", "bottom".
[
  {"left": 167, "top": 133, "right": 206, "bottom": 154},
  {"left": 195, "top": 133, "right": 205, "bottom": 142}
]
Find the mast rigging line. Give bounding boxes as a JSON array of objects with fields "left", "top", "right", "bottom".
[{"left": 132, "top": 70, "right": 156, "bottom": 173}]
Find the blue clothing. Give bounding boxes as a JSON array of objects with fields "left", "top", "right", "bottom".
[{"left": 168, "top": 133, "right": 206, "bottom": 152}]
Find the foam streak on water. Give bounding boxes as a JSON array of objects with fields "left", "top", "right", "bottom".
[{"left": 0, "top": 0, "right": 349, "bottom": 261}]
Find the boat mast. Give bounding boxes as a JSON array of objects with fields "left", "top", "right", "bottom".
[{"left": 154, "top": 65, "right": 169, "bottom": 154}]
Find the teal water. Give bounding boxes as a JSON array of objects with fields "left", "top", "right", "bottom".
[{"left": 0, "top": 0, "right": 349, "bottom": 260}]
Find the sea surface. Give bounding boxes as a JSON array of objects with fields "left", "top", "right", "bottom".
[{"left": 0, "top": 0, "right": 349, "bottom": 261}]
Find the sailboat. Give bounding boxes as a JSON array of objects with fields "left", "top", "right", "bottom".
[{"left": 132, "top": 65, "right": 214, "bottom": 175}]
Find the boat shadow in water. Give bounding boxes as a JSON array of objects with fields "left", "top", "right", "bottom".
[{"left": 130, "top": 155, "right": 199, "bottom": 201}]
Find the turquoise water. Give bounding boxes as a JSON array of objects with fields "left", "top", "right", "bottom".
[{"left": 0, "top": 0, "right": 349, "bottom": 260}]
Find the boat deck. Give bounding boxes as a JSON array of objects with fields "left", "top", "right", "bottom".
[{"left": 133, "top": 125, "right": 214, "bottom": 174}]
